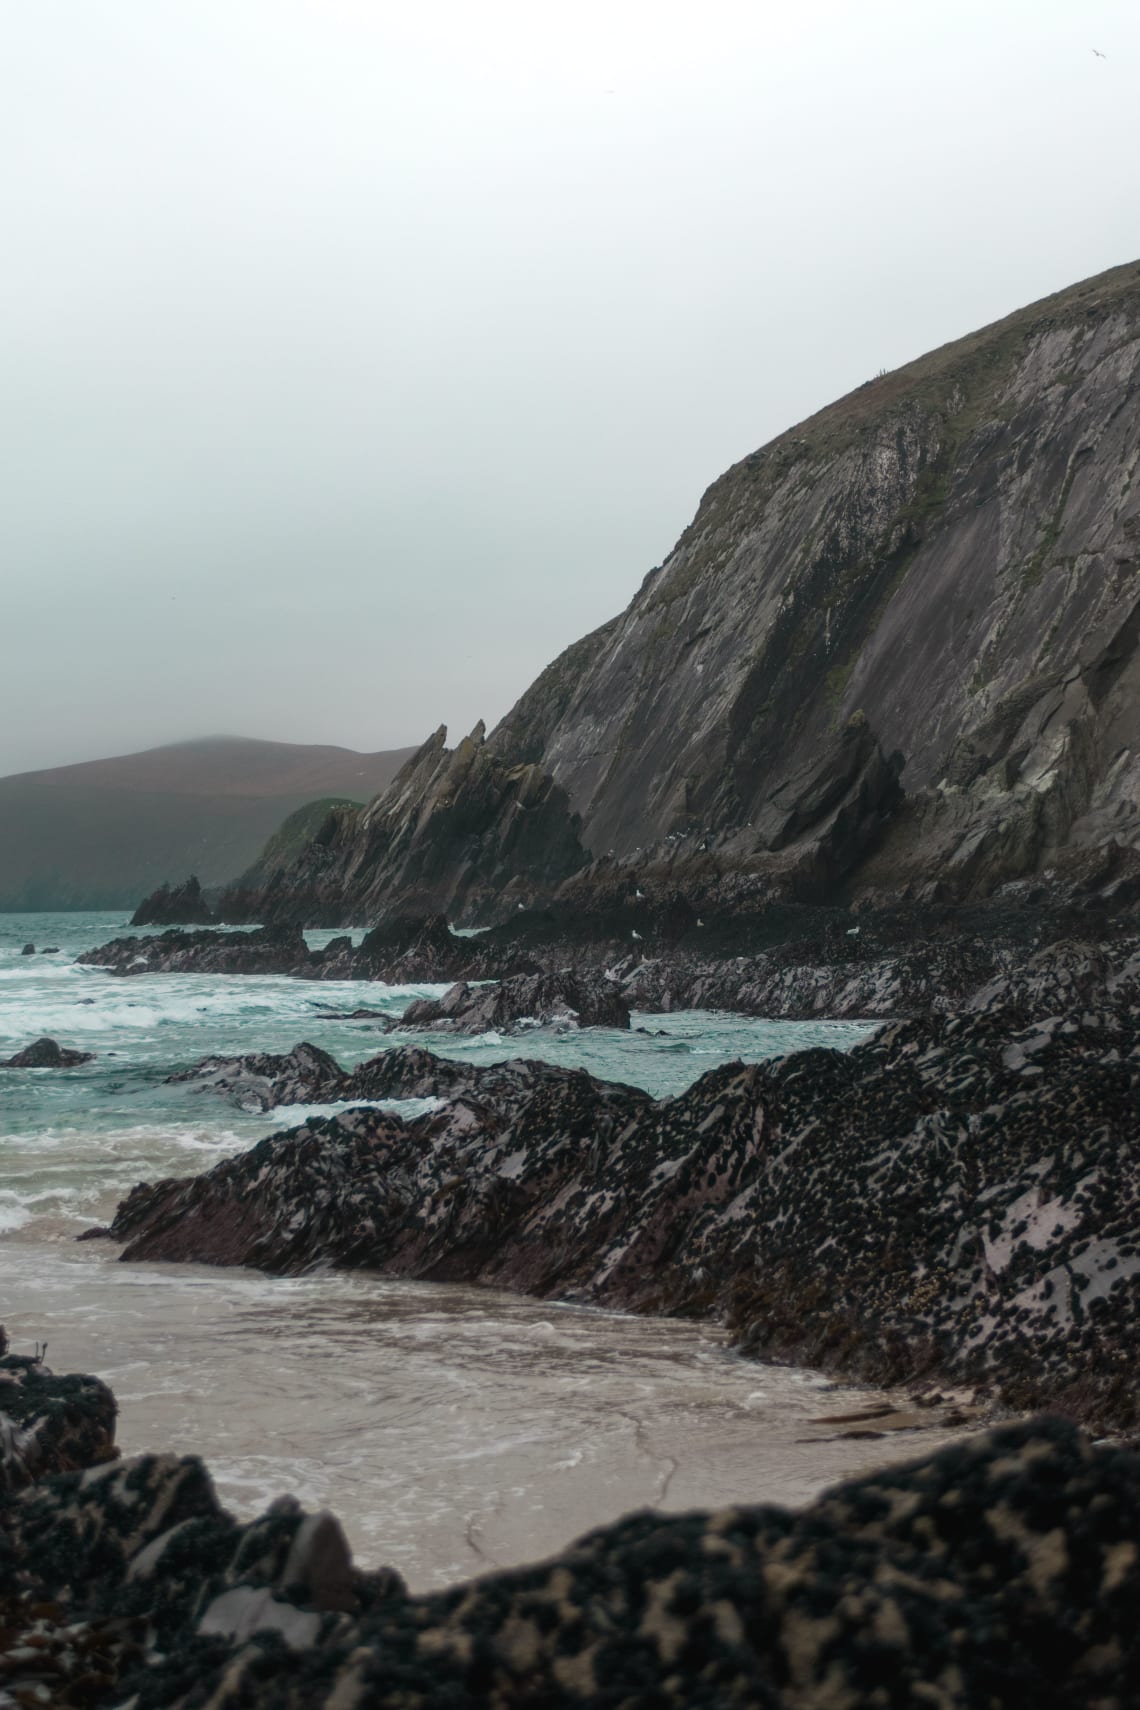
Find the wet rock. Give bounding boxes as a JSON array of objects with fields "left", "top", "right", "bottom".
[
  {"left": 167, "top": 1042, "right": 346, "bottom": 1112},
  {"left": 20, "top": 942, "right": 34, "bottom": 954},
  {"left": 401, "top": 969, "right": 631, "bottom": 1033},
  {"left": 110, "top": 941, "right": 1140, "bottom": 1431},
  {"left": 9, "top": 1417, "right": 1140, "bottom": 1708},
  {"left": 78, "top": 924, "right": 310, "bottom": 977},
  {"left": 0, "top": 1350, "right": 117, "bottom": 1490},
  {"left": 131, "top": 874, "right": 217, "bottom": 926},
  {"left": 2, "top": 1037, "right": 95, "bottom": 1068}
]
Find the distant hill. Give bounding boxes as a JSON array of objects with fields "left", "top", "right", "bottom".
[{"left": 0, "top": 737, "right": 417, "bottom": 910}]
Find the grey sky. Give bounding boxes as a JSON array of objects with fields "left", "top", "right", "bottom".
[{"left": 2, "top": 0, "right": 1137, "bottom": 777}]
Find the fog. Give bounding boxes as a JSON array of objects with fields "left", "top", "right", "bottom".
[{"left": 2, "top": 0, "right": 1137, "bottom": 776}]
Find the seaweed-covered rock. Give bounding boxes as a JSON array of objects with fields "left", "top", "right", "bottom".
[
  {"left": 0, "top": 1350, "right": 117, "bottom": 1491},
  {"left": 9, "top": 1420, "right": 1140, "bottom": 1707},
  {"left": 78, "top": 924, "right": 310, "bottom": 977},
  {"left": 167, "top": 1042, "right": 347, "bottom": 1112},
  {"left": 108, "top": 942, "right": 1140, "bottom": 1430}
]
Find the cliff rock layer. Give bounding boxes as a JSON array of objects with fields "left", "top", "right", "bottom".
[{"left": 491, "top": 263, "right": 1140, "bottom": 895}]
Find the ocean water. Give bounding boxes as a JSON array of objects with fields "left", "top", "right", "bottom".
[{"left": 1, "top": 911, "right": 964, "bottom": 1588}]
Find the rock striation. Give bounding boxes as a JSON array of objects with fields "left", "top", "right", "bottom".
[
  {"left": 217, "top": 723, "right": 590, "bottom": 927},
  {"left": 109, "top": 941, "right": 1140, "bottom": 1433}
]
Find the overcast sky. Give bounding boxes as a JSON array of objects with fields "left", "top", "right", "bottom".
[{"left": 2, "top": 0, "right": 1137, "bottom": 777}]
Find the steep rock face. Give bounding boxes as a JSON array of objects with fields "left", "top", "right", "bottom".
[
  {"left": 487, "top": 263, "right": 1140, "bottom": 897},
  {"left": 219, "top": 724, "right": 589, "bottom": 926}
]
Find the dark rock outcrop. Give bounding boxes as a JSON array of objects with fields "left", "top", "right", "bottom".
[
  {"left": 400, "top": 970, "right": 631, "bottom": 1033},
  {"left": 110, "top": 942, "right": 1140, "bottom": 1432},
  {"left": 0, "top": 1346, "right": 117, "bottom": 1491},
  {"left": 167, "top": 1042, "right": 348, "bottom": 1112},
  {"left": 78, "top": 924, "right": 310, "bottom": 977},
  {"left": 9, "top": 1412, "right": 1140, "bottom": 1708},
  {"left": 131, "top": 874, "right": 216, "bottom": 926},
  {"left": 76, "top": 914, "right": 533, "bottom": 985},
  {"left": 2, "top": 1037, "right": 95, "bottom": 1068}
]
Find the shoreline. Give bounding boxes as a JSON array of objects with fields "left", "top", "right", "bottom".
[{"left": 84, "top": 924, "right": 1140, "bottom": 1439}]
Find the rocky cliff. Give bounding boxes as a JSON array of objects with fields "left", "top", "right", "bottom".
[{"left": 225, "top": 263, "right": 1140, "bottom": 925}]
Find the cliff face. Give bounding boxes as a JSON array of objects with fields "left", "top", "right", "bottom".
[
  {"left": 230, "top": 264, "right": 1140, "bottom": 924},
  {"left": 488, "top": 263, "right": 1140, "bottom": 897}
]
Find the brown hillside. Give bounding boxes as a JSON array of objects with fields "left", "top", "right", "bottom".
[{"left": 0, "top": 737, "right": 417, "bottom": 910}]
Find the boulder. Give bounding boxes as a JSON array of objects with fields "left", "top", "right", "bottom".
[
  {"left": 3, "top": 1037, "right": 94, "bottom": 1068},
  {"left": 167, "top": 1042, "right": 347, "bottom": 1112}
]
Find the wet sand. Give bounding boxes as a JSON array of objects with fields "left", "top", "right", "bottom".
[{"left": 3, "top": 1235, "right": 971, "bottom": 1590}]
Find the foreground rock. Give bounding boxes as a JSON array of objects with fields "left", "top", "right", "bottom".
[
  {"left": 111, "top": 944, "right": 1140, "bottom": 1432},
  {"left": 6, "top": 1413, "right": 1140, "bottom": 1708},
  {"left": 0, "top": 1330, "right": 117, "bottom": 1491},
  {"left": 2, "top": 1036, "right": 95, "bottom": 1068}
]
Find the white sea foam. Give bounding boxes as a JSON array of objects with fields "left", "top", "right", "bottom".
[{"left": 269, "top": 1096, "right": 444, "bottom": 1125}]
